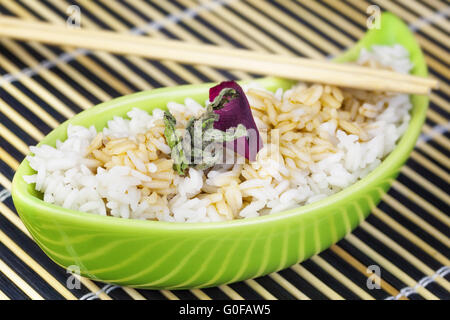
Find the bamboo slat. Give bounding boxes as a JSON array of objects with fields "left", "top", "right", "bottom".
[{"left": 0, "top": 17, "right": 438, "bottom": 94}]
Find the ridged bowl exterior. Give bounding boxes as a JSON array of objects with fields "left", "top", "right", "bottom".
[{"left": 12, "top": 13, "right": 428, "bottom": 289}]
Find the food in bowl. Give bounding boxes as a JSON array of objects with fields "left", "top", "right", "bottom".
[{"left": 23, "top": 45, "right": 414, "bottom": 223}]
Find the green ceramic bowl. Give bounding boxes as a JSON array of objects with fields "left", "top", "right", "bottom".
[{"left": 12, "top": 13, "right": 428, "bottom": 289}]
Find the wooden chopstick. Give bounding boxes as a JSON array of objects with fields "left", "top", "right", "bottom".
[{"left": 0, "top": 16, "right": 438, "bottom": 94}]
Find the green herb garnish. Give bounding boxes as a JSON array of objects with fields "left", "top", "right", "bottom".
[{"left": 163, "top": 88, "right": 247, "bottom": 175}]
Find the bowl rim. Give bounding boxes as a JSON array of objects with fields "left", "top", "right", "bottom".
[{"left": 11, "top": 12, "right": 429, "bottom": 233}]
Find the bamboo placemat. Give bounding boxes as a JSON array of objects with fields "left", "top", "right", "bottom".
[{"left": 0, "top": 0, "right": 448, "bottom": 300}]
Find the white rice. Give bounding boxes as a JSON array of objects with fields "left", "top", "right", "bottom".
[{"left": 24, "top": 45, "right": 413, "bottom": 223}]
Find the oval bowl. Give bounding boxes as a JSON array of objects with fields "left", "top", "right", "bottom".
[{"left": 12, "top": 13, "right": 428, "bottom": 289}]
